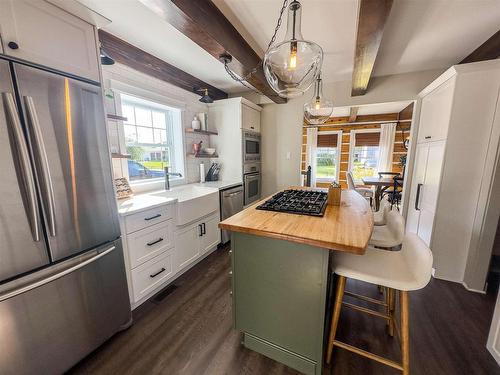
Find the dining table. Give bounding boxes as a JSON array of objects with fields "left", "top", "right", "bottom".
[{"left": 362, "top": 176, "right": 394, "bottom": 211}]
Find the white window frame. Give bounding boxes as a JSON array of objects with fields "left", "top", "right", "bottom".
[
  {"left": 110, "top": 80, "right": 187, "bottom": 193},
  {"left": 315, "top": 130, "right": 342, "bottom": 183},
  {"left": 348, "top": 128, "right": 381, "bottom": 183}
]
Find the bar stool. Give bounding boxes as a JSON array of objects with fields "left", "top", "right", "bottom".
[
  {"left": 374, "top": 197, "right": 391, "bottom": 226},
  {"left": 369, "top": 211, "right": 405, "bottom": 248},
  {"left": 347, "top": 172, "right": 373, "bottom": 207},
  {"left": 326, "top": 234, "right": 433, "bottom": 375}
]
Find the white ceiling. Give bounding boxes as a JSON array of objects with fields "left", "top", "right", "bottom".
[
  {"left": 333, "top": 100, "right": 413, "bottom": 117},
  {"left": 78, "top": 0, "right": 245, "bottom": 93},
  {"left": 215, "top": 0, "right": 500, "bottom": 83},
  {"left": 78, "top": 0, "right": 500, "bottom": 95}
]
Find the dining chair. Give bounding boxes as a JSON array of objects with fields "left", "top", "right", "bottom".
[
  {"left": 347, "top": 171, "right": 373, "bottom": 207},
  {"left": 374, "top": 197, "right": 392, "bottom": 226},
  {"left": 382, "top": 176, "right": 404, "bottom": 209},
  {"left": 327, "top": 233, "right": 433, "bottom": 375},
  {"left": 369, "top": 211, "right": 405, "bottom": 248}
]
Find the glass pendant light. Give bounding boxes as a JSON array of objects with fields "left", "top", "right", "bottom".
[
  {"left": 304, "top": 74, "right": 333, "bottom": 125},
  {"left": 263, "top": 0, "right": 323, "bottom": 98}
]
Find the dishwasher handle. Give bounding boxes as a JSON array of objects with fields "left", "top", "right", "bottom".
[{"left": 223, "top": 190, "right": 243, "bottom": 198}]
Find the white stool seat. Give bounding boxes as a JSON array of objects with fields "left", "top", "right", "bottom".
[
  {"left": 369, "top": 211, "right": 405, "bottom": 248},
  {"left": 374, "top": 198, "right": 391, "bottom": 226},
  {"left": 333, "top": 233, "right": 433, "bottom": 291}
]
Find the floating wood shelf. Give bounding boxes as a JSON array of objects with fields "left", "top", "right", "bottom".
[
  {"left": 185, "top": 128, "right": 218, "bottom": 136},
  {"left": 187, "top": 153, "right": 219, "bottom": 158},
  {"left": 107, "top": 114, "right": 128, "bottom": 121},
  {"left": 111, "top": 153, "right": 131, "bottom": 159}
]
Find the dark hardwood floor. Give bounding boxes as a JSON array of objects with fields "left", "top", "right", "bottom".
[{"left": 69, "top": 245, "right": 500, "bottom": 375}]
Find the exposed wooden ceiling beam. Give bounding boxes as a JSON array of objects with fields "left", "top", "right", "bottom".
[
  {"left": 460, "top": 29, "right": 500, "bottom": 64},
  {"left": 398, "top": 103, "right": 414, "bottom": 121},
  {"left": 351, "top": 0, "right": 393, "bottom": 97},
  {"left": 348, "top": 107, "right": 359, "bottom": 123},
  {"left": 138, "top": 0, "right": 286, "bottom": 104},
  {"left": 98, "top": 30, "right": 228, "bottom": 101}
]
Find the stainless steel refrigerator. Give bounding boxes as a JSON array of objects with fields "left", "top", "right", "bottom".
[{"left": 0, "top": 56, "right": 131, "bottom": 374}]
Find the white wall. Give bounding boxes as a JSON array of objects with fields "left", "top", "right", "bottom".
[
  {"left": 102, "top": 63, "right": 215, "bottom": 190},
  {"left": 260, "top": 68, "right": 444, "bottom": 196}
]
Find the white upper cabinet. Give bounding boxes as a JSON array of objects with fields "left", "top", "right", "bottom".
[
  {"left": 417, "top": 78, "right": 455, "bottom": 143},
  {"left": 242, "top": 103, "right": 261, "bottom": 132},
  {"left": 0, "top": 0, "right": 100, "bottom": 82}
]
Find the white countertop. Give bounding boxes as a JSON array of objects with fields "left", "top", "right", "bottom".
[
  {"left": 192, "top": 179, "right": 243, "bottom": 190},
  {"left": 117, "top": 194, "right": 177, "bottom": 217},
  {"left": 117, "top": 180, "right": 242, "bottom": 217}
]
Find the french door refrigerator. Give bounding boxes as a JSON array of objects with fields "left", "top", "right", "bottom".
[{"left": 0, "top": 56, "right": 131, "bottom": 374}]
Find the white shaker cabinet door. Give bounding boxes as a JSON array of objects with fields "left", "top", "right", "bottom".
[
  {"left": 0, "top": 0, "right": 100, "bottom": 81},
  {"left": 201, "top": 213, "right": 221, "bottom": 254},
  {"left": 174, "top": 224, "right": 202, "bottom": 271},
  {"left": 406, "top": 143, "right": 429, "bottom": 234},
  {"left": 417, "top": 78, "right": 454, "bottom": 143},
  {"left": 242, "top": 104, "right": 261, "bottom": 132},
  {"left": 417, "top": 141, "right": 446, "bottom": 246}
]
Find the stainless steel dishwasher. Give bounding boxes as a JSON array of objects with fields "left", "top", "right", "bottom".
[{"left": 220, "top": 185, "right": 244, "bottom": 244}]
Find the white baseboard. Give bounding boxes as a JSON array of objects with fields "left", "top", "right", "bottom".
[{"left": 431, "top": 274, "right": 487, "bottom": 294}]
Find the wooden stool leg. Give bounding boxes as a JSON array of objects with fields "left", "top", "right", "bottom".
[
  {"left": 326, "top": 276, "right": 346, "bottom": 365},
  {"left": 400, "top": 291, "right": 410, "bottom": 375},
  {"left": 387, "top": 288, "right": 394, "bottom": 337}
]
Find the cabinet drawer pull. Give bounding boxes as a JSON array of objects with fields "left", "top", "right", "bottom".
[
  {"left": 146, "top": 237, "right": 164, "bottom": 246},
  {"left": 424, "top": 136, "right": 431, "bottom": 139},
  {"left": 150, "top": 268, "right": 166, "bottom": 278},
  {"left": 415, "top": 183, "right": 423, "bottom": 211},
  {"left": 144, "top": 214, "right": 161, "bottom": 221},
  {"left": 202, "top": 222, "right": 206, "bottom": 235},
  {"left": 198, "top": 224, "right": 203, "bottom": 237}
]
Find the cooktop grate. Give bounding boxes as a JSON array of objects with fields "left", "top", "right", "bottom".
[{"left": 256, "top": 189, "right": 328, "bottom": 217}]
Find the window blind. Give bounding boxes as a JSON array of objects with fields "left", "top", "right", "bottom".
[
  {"left": 354, "top": 132, "right": 380, "bottom": 147},
  {"left": 317, "top": 133, "right": 338, "bottom": 147}
]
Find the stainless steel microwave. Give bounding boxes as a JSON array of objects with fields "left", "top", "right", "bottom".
[{"left": 243, "top": 130, "right": 261, "bottom": 162}]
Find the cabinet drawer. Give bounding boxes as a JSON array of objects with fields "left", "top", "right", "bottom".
[
  {"left": 131, "top": 250, "right": 174, "bottom": 303},
  {"left": 124, "top": 205, "right": 173, "bottom": 234},
  {"left": 127, "top": 220, "right": 174, "bottom": 268}
]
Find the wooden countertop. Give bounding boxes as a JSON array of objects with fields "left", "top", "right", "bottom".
[{"left": 219, "top": 188, "right": 373, "bottom": 254}]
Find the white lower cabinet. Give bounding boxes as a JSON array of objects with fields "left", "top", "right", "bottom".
[
  {"left": 174, "top": 211, "right": 221, "bottom": 272},
  {"left": 121, "top": 202, "right": 221, "bottom": 308},
  {"left": 175, "top": 224, "right": 201, "bottom": 271},
  {"left": 131, "top": 249, "right": 174, "bottom": 303}
]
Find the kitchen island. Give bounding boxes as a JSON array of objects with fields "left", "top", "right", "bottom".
[{"left": 219, "top": 188, "right": 373, "bottom": 375}]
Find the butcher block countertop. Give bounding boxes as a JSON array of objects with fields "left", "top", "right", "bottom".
[{"left": 219, "top": 188, "right": 373, "bottom": 254}]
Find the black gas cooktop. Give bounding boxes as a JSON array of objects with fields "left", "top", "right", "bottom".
[{"left": 256, "top": 189, "right": 328, "bottom": 217}]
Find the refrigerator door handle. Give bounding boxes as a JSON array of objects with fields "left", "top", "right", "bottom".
[
  {"left": 2, "top": 92, "right": 40, "bottom": 242},
  {"left": 0, "top": 245, "right": 116, "bottom": 302},
  {"left": 24, "top": 95, "right": 56, "bottom": 237}
]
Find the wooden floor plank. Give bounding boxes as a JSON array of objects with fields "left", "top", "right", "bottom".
[{"left": 69, "top": 245, "right": 500, "bottom": 375}]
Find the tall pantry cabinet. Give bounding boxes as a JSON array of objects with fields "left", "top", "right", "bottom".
[{"left": 406, "top": 60, "right": 500, "bottom": 291}]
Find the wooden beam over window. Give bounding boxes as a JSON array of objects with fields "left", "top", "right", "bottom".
[
  {"left": 351, "top": 0, "right": 393, "bottom": 97},
  {"left": 138, "top": 0, "right": 286, "bottom": 104},
  {"left": 349, "top": 107, "right": 359, "bottom": 123},
  {"left": 98, "top": 30, "right": 228, "bottom": 100},
  {"left": 460, "top": 29, "right": 500, "bottom": 64}
]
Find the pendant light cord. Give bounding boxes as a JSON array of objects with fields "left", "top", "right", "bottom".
[{"left": 222, "top": 0, "right": 289, "bottom": 91}]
